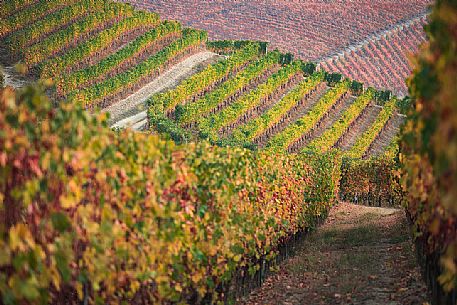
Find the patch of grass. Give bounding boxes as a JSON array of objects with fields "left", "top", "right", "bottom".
[
  {"left": 287, "top": 255, "right": 316, "bottom": 273},
  {"left": 287, "top": 251, "right": 340, "bottom": 274},
  {"left": 339, "top": 251, "right": 376, "bottom": 271},
  {"left": 304, "top": 223, "right": 387, "bottom": 250},
  {"left": 317, "top": 229, "right": 339, "bottom": 244},
  {"left": 357, "top": 212, "right": 380, "bottom": 223},
  {"left": 339, "top": 273, "right": 361, "bottom": 294},
  {"left": 339, "top": 225, "right": 381, "bottom": 246},
  {"left": 389, "top": 231, "right": 410, "bottom": 244}
]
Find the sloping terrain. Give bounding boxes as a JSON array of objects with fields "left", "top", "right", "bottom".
[
  {"left": 107, "top": 51, "right": 221, "bottom": 127},
  {"left": 320, "top": 15, "right": 428, "bottom": 96},
  {"left": 0, "top": 0, "right": 208, "bottom": 111},
  {"left": 125, "top": 0, "right": 431, "bottom": 95},
  {"left": 148, "top": 46, "right": 404, "bottom": 157},
  {"left": 0, "top": 0, "right": 409, "bottom": 157}
]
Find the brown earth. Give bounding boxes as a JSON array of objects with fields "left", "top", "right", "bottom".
[{"left": 239, "top": 203, "right": 430, "bottom": 305}]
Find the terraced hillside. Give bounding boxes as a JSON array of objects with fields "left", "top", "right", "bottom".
[
  {"left": 125, "top": 0, "right": 431, "bottom": 95},
  {"left": 0, "top": 0, "right": 407, "bottom": 159},
  {"left": 319, "top": 15, "right": 428, "bottom": 96},
  {"left": 148, "top": 43, "right": 406, "bottom": 158},
  {"left": 0, "top": 0, "right": 209, "bottom": 110}
]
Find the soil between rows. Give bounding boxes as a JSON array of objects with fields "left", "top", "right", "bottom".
[{"left": 239, "top": 203, "right": 429, "bottom": 305}]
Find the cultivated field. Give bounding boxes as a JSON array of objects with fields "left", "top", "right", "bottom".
[
  {"left": 147, "top": 44, "right": 405, "bottom": 159},
  {"left": 124, "top": 0, "right": 432, "bottom": 95},
  {"left": 0, "top": 0, "right": 406, "bottom": 158},
  {"left": 1, "top": 1, "right": 455, "bottom": 304},
  {"left": 320, "top": 15, "right": 428, "bottom": 96}
]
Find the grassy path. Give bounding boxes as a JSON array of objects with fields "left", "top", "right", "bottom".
[{"left": 240, "top": 203, "right": 429, "bottom": 305}]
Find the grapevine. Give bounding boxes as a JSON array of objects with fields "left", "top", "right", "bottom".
[
  {"left": 56, "top": 21, "right": 181, "bottom": 96},
  {"left": 67, "top": 29, "right": 207, "bottom": 108},
  {"left": 305, "top": 88, "right": 375, "bottom": 153},
  {"left": 229, "top": 71, "right": 325, "bottom": 146},
  {"left": 266, "top": 80, "right": 350, "bottom": 153},
  {"left": 0, "top": 0, "right": 81, "bottom": 38},
  {"left": 176, "top": 50, "right": 282, "bottom": 126},
  {"left": 345, "top": 98, "right": 398, "bottom": 159},
  {"left": 152, "top": 43, "right": 262, "bottom": 114},
  {"left": 0, "top": 85, "right": 340, "bottom": 304},
  {"left": 5, "top": 0, "right": 104, "bottom": 54},
  {"left": 198, "top": 61, "right": 303, "bottom": 142},
  {"left": 39, "top": 11, "right": 161, "bottom": 79},
  {"left": 23, "top": 2, "right": 136, "bottom": 67}
]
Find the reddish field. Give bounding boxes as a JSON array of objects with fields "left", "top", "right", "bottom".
[
  {"left": 126, "top": 0, "right": 430, "bottom": 59},
  {"left": 125, "top": 0, "right": 431, "bottom": 95},
  {"left": 320, "top": 15, "right": 428, "bottom": 96}
]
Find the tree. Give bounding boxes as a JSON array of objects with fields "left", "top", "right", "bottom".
[
  {"left": 350, "top": 80, "right": 363, "bottom": 96},
  {"left": 302, "top": 62, "right": 316, "bottom": 76}
]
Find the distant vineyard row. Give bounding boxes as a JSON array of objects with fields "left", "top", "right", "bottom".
[
  {"left": 149, "top": 43, "right": 406, "bottom": 158},
  {"left": 0, "top": 0, "right": 406, "bottom": 157},
  {"left": 0, "top": 0, "right": 207, "bottom": 110},
  {"left": 320, "top": 16, "right": 428, "bottom": 96},
  {"left": 125, "top": 0, "right": 430, "bottom": 96}
]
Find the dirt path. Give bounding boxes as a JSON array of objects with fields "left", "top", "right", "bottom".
[
  {"left": 106, "top": 51, "right": 221, "bottom": 127},
  {"left": 240, "top": 203, "right": 429, "bottom": 305},
  {"left": 0, "top": 64, "right": 29, "bottom": 88}
]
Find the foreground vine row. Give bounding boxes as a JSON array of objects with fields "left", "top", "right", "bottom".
[{"left": 0, "top": 85, "right": 340, "bottom": 304}]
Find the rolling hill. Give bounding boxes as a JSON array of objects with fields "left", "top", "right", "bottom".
[
  {"left": 0, "top": 0, "right": 414, "bottom": 159},
  {"left": 123, "top": 0, "right": 431, "bottom": 96}
]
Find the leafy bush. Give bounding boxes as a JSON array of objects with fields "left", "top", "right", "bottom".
[
  {"left": 339, "top": 157, "right": 403, "bottom": 207},
  {"left": 350, "top": 80, "right": 363, "bottom": 96},
  {"left": 324, "top": 72, "right": 343, "bottom": 87},
  {"left": 373, "top": 90, "right": 392, "bottom": 105},
  {"left": 0, "top": 84, "right": 340, "bottom": 304},
  {"left": 401, "top": 0, "right": 457, "bottom": 296},
  {"left": 206, "top": 40, "right": 268, "bottom": 55}
]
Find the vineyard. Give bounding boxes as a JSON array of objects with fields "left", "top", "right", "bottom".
[
  {"left": 0, "top": 85, "right": 342, "bottom": 304},
  {"left": 0, "top": 0, "right": 456, "bottom": 304},
  {"left": 0, "top": 0, "right": 207, "bottom": 111},
  {"left": 124, "top": 0, "right": 431, "bottom": 96},
  {"left": 319, "top": 15, "right": 428, "bottom": 96},
  {"left": 148, "top": 44, "right": 405, "bottom": 159},
  {"left": 0, "top": 0, "right": 407, "bottom": 158}
]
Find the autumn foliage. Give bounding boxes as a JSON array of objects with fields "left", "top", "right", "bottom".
[
  {"left": 339, "top": 157, "right": 403, "bottom": 207},
  {"left": 0, "top": 85, "right": 340, "bottom": 304},
  {"left": 401, "top": 0, "right": 457, "bottom": 295}
]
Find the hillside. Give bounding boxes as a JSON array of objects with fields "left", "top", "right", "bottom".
[
  {"left": 147, "top": 44, "right": 404, "bottom": 158},
  {"left": 0, "top": 0, "right": 408, "bottom": 159},
  {"left": 1, "top": 1, "right": 456, "bottom": 304},
  {"left": 124, "top": 0, "right": 431, "bottom": 95},
  {"left": 319, "top": 14, "right": 428, "bottom": 96}
]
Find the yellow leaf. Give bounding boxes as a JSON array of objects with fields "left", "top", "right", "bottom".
[{"left": 60, "top": 194, "right": 77, "bottom": 209}]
